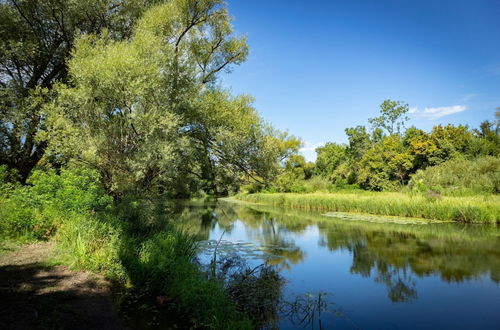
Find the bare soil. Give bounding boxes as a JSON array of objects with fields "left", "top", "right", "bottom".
[{"left": 0, "top": 242, "right": 128, "bottom": 330}]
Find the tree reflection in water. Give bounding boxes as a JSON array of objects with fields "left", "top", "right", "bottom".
[{"left": 172, "top": 200, "right": 500, "bottom": 308}]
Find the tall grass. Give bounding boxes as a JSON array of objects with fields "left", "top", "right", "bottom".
[{"left": 236, "top": 192, "right": 500, "bottom": 223}]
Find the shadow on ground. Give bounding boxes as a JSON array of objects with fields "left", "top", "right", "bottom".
[{"left": 0, "top": 262, "right": 128, "bottom": 330}]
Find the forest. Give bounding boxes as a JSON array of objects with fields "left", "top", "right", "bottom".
[{"left": 0, "top": 0, "right": 499, "bottom": 329}]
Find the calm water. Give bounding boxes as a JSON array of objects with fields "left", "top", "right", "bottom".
[{"left": 173, "top": 200, "right": 500, "bottom": 329}]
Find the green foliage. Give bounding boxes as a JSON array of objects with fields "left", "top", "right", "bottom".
[
  {"left": 409, "top": 156, "right": 500, "bottom": 195},
  {"left": 0, "top": 165, "right": 19, "bottom": 195},
  {"left": 427, "top": 124, "right": 475, "bottom": 164},
  {"left": 315, "top": 143, "right": 347, "bottom": 179},
  {"left": 368, "top": 99, "right": 409, "bottom": 135},
  {"left": 44, "top": 1, "right": 295, "bottom": 197},
  {"left": 55, "top": 213, "right": 127, "bottom": 280},
  {"left": 183, "top": 90, "right": 301, "bottom": 194},
  {"left": 309, "top": 109, "right": 500, "bottom": 193},
  {"left": 27, "top": 168, "right": 112, "bottom": 212},
  {"left": 0, "top": 167, "right": 111, "bottom": 241},
  {"left": 345, "top": 125, "right": 372, "bottom": 161},
  {"left": 271, "top": 155, "right": 316, "bottom": 192},
  {"left": 358, "top": 135, "right": 414, "bottom": 190},
  {"left": 0, "top": 0, "right": 162, "bottom": 181}
]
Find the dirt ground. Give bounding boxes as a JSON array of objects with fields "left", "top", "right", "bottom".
[{"left": 0, "top": 242, "right": 128, "bottom": 330}]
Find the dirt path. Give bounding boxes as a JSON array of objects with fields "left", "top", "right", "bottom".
[{"left": 0, "top": 242, "right": 128, "bottom": 330}]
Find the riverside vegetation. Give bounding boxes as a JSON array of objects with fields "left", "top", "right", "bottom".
[
  {"left": 236, "top": 192, "right": 499, "bottom": 223},
  {"left": 0, "top": 0, "right": 499, "bottom": 329},
  {"left": 0, "top": 167, "right": 285, "bottom": 329},
  {"left": 238, "top": 103, "right": 500, "bottom": 223}
]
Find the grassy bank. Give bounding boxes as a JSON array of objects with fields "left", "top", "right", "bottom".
[
  {"left": 235, "top": 192, "right": 500, "bottom": 223},
  {"left": 0, "top": 169, "right": 259, "bottom": 329}
]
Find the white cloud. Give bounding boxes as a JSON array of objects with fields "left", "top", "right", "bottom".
[
  {"left": 299, "top": 141, "right": 324, "bottom": 162},
  {"left": 299, "top": 141, "right": 323, "bottom": 153},
  {"left": 410, "top": 105, "right": 467, "bottom": 120}
]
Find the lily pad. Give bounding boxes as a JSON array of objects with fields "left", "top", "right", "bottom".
[{"left": 321, "top": 212, "right": 449, "bottom": 224}]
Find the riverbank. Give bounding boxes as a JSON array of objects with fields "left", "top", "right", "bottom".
[
  {"left": 0, "top": 242, "right": 127, "bottom": 330},
  {"left": 0, "top": 170, "right": 256, "bottom": 329},
  {"left": 235, "top": 192, "right": 500, "bottom": 223}
]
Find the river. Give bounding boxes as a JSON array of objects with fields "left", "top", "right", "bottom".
[{"left": 171, "top": 199, "right": 500, "bottom": 329}]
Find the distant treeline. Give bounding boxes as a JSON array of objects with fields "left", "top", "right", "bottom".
[{"left": 252, "top": 101, "right": 500, "bottom": 195}]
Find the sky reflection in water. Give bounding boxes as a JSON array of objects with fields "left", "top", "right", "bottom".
[{"left": 173, "top": 200, "right": 500, "bottom": 329}]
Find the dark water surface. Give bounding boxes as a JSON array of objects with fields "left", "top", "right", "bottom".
[{"left": 173, "top": 200, "right": 500, "bottom": 329}]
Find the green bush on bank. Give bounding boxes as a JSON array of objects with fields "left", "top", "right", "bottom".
[
  {"left": 0, "top": 168, "right": 110, "bottom": 241},
  {"left": 408, "top": 156, "right": 500, "bottom": 195},
  {"left": 236, "top": 192, "right": 500, "bottom": 223}
]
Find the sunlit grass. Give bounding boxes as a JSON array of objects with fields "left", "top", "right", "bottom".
[{"left": 235, "top": 192, "right": 500, "bottom": 223}]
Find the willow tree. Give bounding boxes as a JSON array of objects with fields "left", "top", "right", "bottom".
[
  {"left": 183, "top": 90, "right": 301, "bottom": 194},
  {"left": 0, "top": 0, "right": 164, "bottom": 182},
  {"left": 46, "top": 0, "right": 297, "bottom": 196}
]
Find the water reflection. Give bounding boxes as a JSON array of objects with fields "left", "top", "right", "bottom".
[{"left": 172, "top": 200, "right": 500, "bottom": 328}]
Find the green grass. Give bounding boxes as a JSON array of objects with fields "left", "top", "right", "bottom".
[{"left": 235, "top": 192, "right": 500, "bottom": 223}]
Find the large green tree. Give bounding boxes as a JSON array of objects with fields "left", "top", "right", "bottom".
[
  {"left": 46, "top": 0, "right": 297, "bottom": 197},
  {"left": 358, "top": 135, "right": 414, "bottom": 190},
  {"left": 315, "top": 142, "right": 346, "bottom": 179},
  {"left": 0, "top": 0, "right": 162, "bottom": 182}
]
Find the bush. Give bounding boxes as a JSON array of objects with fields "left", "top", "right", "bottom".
[
  {"left": 27, "top": 168, "right": 112, "bottom": 213},
  {"left": 0, "top": 167, "right": 112, "bottom": 241},
  {"left": 0, "top": 165, "right": 19, "bottom": 196},
  {"left": 0, "top": 187, "right": 42, "bottom": 240},
  {"left": 409, "top": 156, "right": 500, "bottom": 195},
  {"left": 299, "top": 176, "right": 335, "bottom": 193}
]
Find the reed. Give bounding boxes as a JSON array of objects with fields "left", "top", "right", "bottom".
[{"left": 235, "top": 192, "right": 500, "bottom": 223}]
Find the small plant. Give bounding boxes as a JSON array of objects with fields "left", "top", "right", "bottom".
[{"left": 281, "top": 292, "right": 338, "bottom": 329}]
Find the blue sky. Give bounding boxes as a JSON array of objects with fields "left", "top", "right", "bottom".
[{"left": 221, "top": 0, "right": 500, "bottom": 161}]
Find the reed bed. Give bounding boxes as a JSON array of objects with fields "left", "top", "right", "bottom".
[{"left": 235, "top": 192, "right": 500, "bottom": 223}]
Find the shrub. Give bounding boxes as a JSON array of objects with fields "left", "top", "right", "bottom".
[
  {"left": 0, "top": 165, "right": 19, "bottom": 196},
  {"left": 0, "top": 187, "right": 42, "bottom": 240},
  {"left": 0, "top": 167, "right": 112, "bottom": 241},
  {"left": 409, "top": 156, "right": 500, "bottom": 195},
  {"left": 27, "top": 168, "right": 112, "bottom": 213}
]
